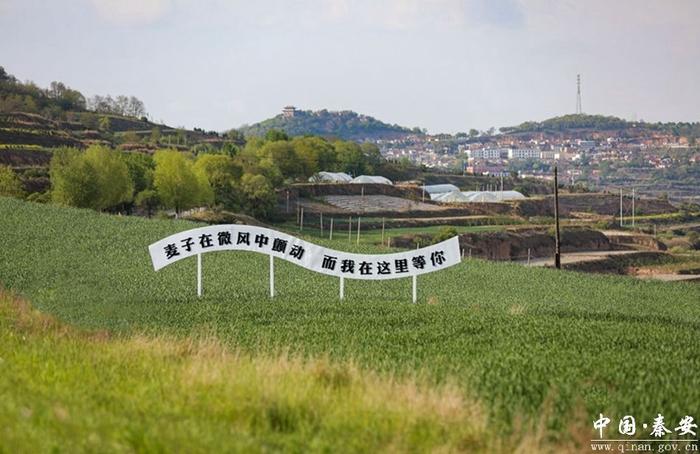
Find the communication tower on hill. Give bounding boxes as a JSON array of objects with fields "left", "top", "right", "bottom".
[{"left": 576, "top": 74, "right": 583, "bottom": 114}]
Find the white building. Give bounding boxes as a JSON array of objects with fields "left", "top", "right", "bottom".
[
  {"left": 468, "top": 148, "right": 508, "bottom": 160},
  {"left": 508, "top": 148, "right": 541, "bottom": 160}
]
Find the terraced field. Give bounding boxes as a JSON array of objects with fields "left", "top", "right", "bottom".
[{"left": 1, "top": 196, "right": 699, "bottom": 447}]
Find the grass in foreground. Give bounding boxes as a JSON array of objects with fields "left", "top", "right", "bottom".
[
  {"left": 0, "top": 197, "right": 699, "bottom": 438},
  {"left": 0, "top": 291, "right": 560, "bottom": 453}
]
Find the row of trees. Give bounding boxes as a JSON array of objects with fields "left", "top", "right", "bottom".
[
  {"left": 87, "top": 95, "right": 146, "bottom": 118},
  {"left": 44, "top": 131, "right": 386, "bottom": 218},
  {"left": 0, "top": 66, "right": 147, "bottom": 119},
  {"left": 0, "top": 67, "right": 86, "bottom": 115}
]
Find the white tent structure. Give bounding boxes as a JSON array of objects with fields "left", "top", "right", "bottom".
[
  {"left": 457, "top": 190, "right": 527, "bottom": 203},
  {"left": 433, "top": 190, "right": 472, "bottom": 203},
  {"left": 422, "top": 184, "right": 460, "bottom": 199},
  {"left": 351, "top": 175, "right": 393, "bottom": 185},
  {"left": 498, "top": 190, "right": 526, "bottom": 201},
  {"left": 462, "top": 191, "right": 500, "bottom": 203},
  {"left": 308, "top": 171, "right": 353, "bottom": 183}
]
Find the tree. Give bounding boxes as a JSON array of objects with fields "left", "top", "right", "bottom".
[
  {"left": 82, "top": 146, "right": 134, "bottom": 210},
  {"left": 469, "top": 129, "right": 479, "bottom": 138},
  {"left": 291, "top": 136, "right": 336, "bottom": 177},
  {"left": 135, "top": 189, "right": 160, "bottom": 217},
  {"left": 360, "top": 142, "right": 382, "bottom": 174},
  {"left": 257, "top": 140, "right": 303, "bottom": 180},
  {"left": 50, "top": 148, "right": 100, "bottom": 209},
  {"left": 240, "top": 173, "right": 276, "bottom": 219},
  {"left": 122, "top": 152, "right": 155, "bottom": 194},
  {"left": 194, "top": 154, "right": 242, "bottom": 208},
  {"left": 265, "top": 129, "right": 289, "bottom": 142},
  {"left": 50, "top": 146, "right": 133, "bottom": 211},
  {"left": 0, "top": 165, "right": 25, "bottom": 198},
  {"left": 153, "top": 150, "right": 213, "bottom": 215},
  {"left": 334, "top": 141, "right": 365, "bottom": 176},
  {"left": 225, "top": 129, "right": 246, "bottom": 145}
]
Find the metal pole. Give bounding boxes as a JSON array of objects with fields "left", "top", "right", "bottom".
[
  {"left": 348, "top": 216, "right": 352, "bottom": 243},
  {"left": 527, "top": 248, "right": 531, "bottom": 266},
  {"left": 300, "top": 207, "right": 304, "bottom": 232},
  {"left": 286, "top": 190, "right": 289, "bottom": 214},
  {"left": 269, "top": 255, "right": 274, "bottom": 298},
  {"left": 339, "top": 276, "right": 344, "bottom": 300},
  {"left": 632, "top": 188, "right": 635, "bottom": 227},
  {"left": 320, "top": 212, "right": 323, "bottom": 237},
  {"left": 381, "top": 217, "right": 385, "bottom": 245},
  {"left": 620, "top": 188, "right": 623, "bottom": 227},
  {"left": 330, "top": 218, "right": 334, "bottom": 240},
  {"left": 554, "top": 166, "right": 561, "bottom": 269},
  {"left": 412, "top": 275, "right": 417, "bottom": 304},
  {"left": 197, "top": 253, "right": 202, "bottom": 298},
  {"left": 356, "top": 217, "right": 361, "bottom": 245}
]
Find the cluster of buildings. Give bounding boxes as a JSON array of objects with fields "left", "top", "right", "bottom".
[{"left": 375, "top": 129, "right": 697, "bottom": 183}]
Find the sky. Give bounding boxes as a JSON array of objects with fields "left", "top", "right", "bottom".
[{"left": 1, "top": 0, "right": 699, "bottom": 133}]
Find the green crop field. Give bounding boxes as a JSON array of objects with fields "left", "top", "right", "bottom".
[{"left": 1, "top": 196, "right": 699, "bottom": 450}]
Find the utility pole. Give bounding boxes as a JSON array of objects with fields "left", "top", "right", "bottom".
[
  {"left": 619, "top": 188, "right": 623, "bottom": 227},
  {"left": 554, "top": 166, "right": 561, "bottom": 269},
  {"left": 631, "top": 188, "right": 635, "bottom": 228}
]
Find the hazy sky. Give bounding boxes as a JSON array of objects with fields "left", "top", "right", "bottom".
[{"left": 1, "top": 0, "right": 698, "bottom": 133}]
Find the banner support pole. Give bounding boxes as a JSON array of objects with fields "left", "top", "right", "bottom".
[
  {"left": 340, "top": 276, "right": 345, "bottom": 300},
  {"left": 412, "top": 275, "right": 417, "bottom": 304},
  {"left": 197, "top": 253, "right": 202, "bottom": 298},
  {"left": 269, "top": 255, "right": 275, "bottom": 298}
]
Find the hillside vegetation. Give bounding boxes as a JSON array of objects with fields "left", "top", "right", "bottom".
[
  {"left": 501, "top": 113, "right": 700, "bottom": 138},
  {"left": 1, "top": 290, "right": 511, "bottom": 452},
  {"left": 0, "top": 197, "right": 698, "bottom": 443},
  {"left": 239, "top": 109, "right": 416, "bottom": 140}
]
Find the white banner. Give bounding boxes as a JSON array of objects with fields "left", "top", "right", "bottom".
[{"left": 148, "top": 225, "right": 460, "bottom": 280}]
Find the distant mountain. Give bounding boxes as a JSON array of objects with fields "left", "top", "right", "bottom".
[
  {"left": 238, "top": 107, "right": 418, "bottom": 140},
  {"left": 500, "top": 114, "right": 700, "bottom": 137}
]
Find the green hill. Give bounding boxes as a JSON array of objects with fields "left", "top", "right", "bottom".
[
  {"left": 501, "top": 113, "right": 700, "bottom": 137},
  {"left": 238, "top": 108, "right": 417, "bottom": 140},
  {"left": 0, "top": 196, "right": 698, "bottom": 448}
]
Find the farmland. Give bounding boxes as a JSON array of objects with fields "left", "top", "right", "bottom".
[{"left": 1, "top": 196, "right": 699, "bottom": 448}]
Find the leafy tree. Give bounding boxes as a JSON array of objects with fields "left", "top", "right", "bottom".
[
  {"left": 257, "top": 141, "right": 303, "bottom": 180},
  {"left": 0, "top": 165, "right": 25, "bottom": 198},
  {"left": 360, "top": 142, "right": 382, "bottom": 174},
  {"left": 135, "top": 189, "right": 160, "bottom": 217},
  {"left": 51, "top": 146, "right": 132, "bottom": 210},
  {"left": 240, "top": 173, "right": 276, "bottom": 219},
  {"left": 153, "top": 150, "right": 213, "bottom": 215},
  {"left": 83, "top": 146, "right": 134, "bottom": 209},
  {"left": 194, "top": 154, "right": 243, "bottom": 208},
  {"left": 122, "top": 152, "right": 155, "bottom": 194},
  {"left": 50, "top": 148, "right": 100, "bottom": 208},
  {"left": 221, "top": 142, "right": 240, "bottom": 157},
  {"left": 265, "top": 129, "right": 289, "bottom": 142},
  {"left": 225, "top": 129, "right": 246, "bottom": 145},
  {"left": 469, "top": 129, "right": 479, "bottom": 138},
  {"left": 334, "top": 141, "right": 365, "bottom": 176},
  {"left": 291, "top": 136, "right": 336, "bottom": 177}
]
